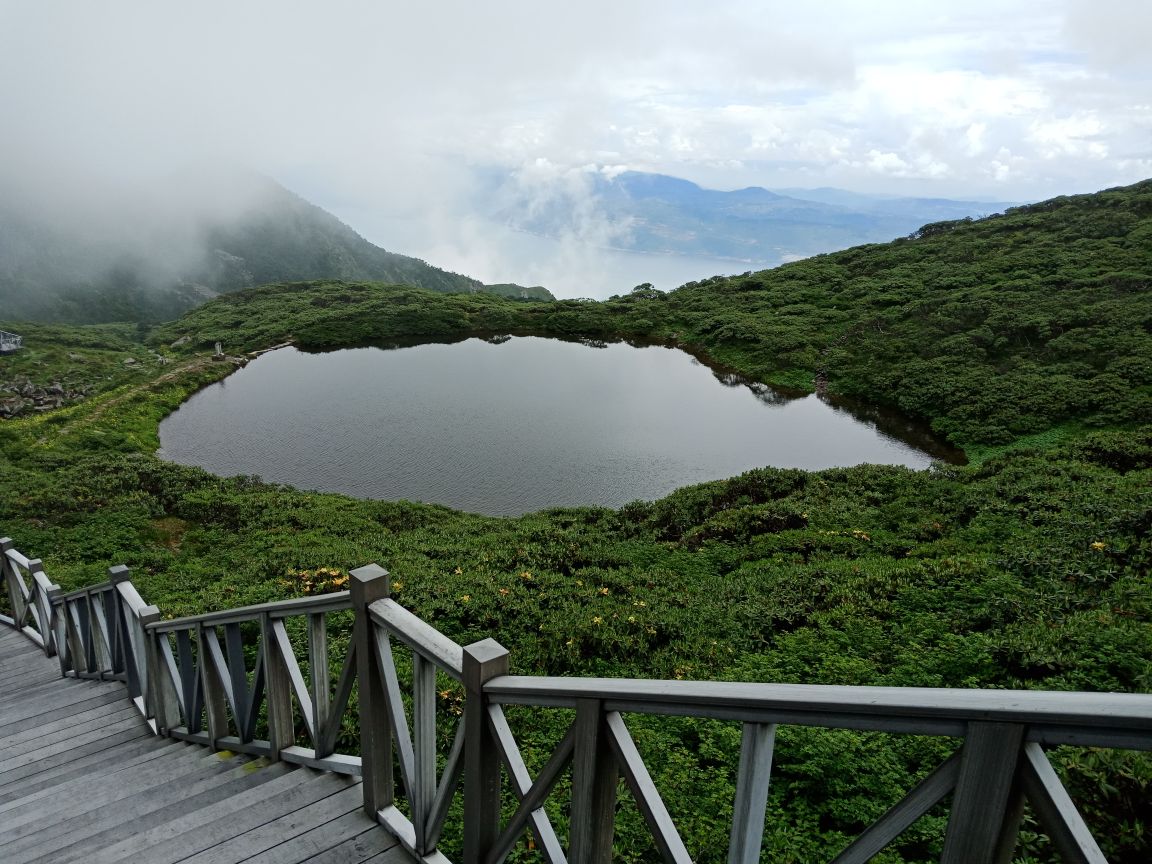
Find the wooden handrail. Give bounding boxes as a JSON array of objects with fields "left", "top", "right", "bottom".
[
  {"left": 482, "top": 676, "right": 1152, "bottom": 747},
  {"left": 2, "top": 543, "right": 1149, "bottom": 864},
  {"left": 148, "top": 589, "right": 352, "bottom": 631}
]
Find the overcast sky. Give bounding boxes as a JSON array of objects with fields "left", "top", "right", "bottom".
[{"left": 2, "top": 0, "right": 1150, "bottom": 290}]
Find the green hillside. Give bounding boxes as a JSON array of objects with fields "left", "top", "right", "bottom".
[{"left": 0, "top": 179, "right": 1149, "bottom": 861}]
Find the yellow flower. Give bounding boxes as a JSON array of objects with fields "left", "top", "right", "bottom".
[
  {"left": 520, "top": 571, "right": 533, "bottom": 580},
  {"left": 498, "top": 588, "right": 510, "bottom": 596},
  {"left": 454, "top": 567, "right": 463, "bottom": 575},
  {"left": 591, "top": 616, "right": 602, "bottom": 625},
  {"left": 598, "top": 587, "right": 610, "bottom": 596},
  {"left": 627, "top": 616, "right": 636, "bottom": 623},
  {"left": 565, "top": 638, "right": 575, "bottom": 647},
  {"left": 1090, "top": 541, "right": 1107, "bottom": 551},
  {"left": 460, "top": 594, "right": 471, "bottom": 603},
  {"left": 392, "top": 581, "right": 403, "bottom": 591}
]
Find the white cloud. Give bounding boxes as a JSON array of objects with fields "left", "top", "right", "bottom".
[{"left": 0, "top": 0, "right": 1149, "bottom": 294}]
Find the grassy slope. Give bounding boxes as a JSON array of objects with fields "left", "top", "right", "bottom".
[{"left": 0, "top": 180, "right": 1149, "bottom": 861}]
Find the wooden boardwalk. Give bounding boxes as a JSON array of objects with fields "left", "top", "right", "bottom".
[{"left": 0, "top": 627, "right": 415, "bottom": 864}]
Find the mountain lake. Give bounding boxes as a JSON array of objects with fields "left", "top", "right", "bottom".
[{"left": 157, "top": 337, "right": 963, "bottom": 516}]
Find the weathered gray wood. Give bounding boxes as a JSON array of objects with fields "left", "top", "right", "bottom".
[
  {"left": 412, "top": 651, "right": 437, "bottom": 854},
  {"left": 351, "top": 563, "right": 393, "bottom": 815},
  {"left": 2, "top": 749, "right": 252, "bottom": 851},
  {"left": 310, "top": 611, "right": 332, "bottom": 755},
  {"left": 830, "top": 750, "right": 961, "bottom": 864},
  {"left": 0, "top": 739, "right": 181, "bottom": 813},
  {"left": 175, "top": 781, "right": 364, "bottom": 864},
  {"left": 263, "top": 611, "right": 296, "bottom": 760},
  {"left": 369, "top": 598, "right": 465, "bottom": 676},
  {"left": 607, "top": 710, "right": 692, "bottom": 864},
  {"left": 462, "top": 638, "right": 510, "bottom": 864},
  {"left": 140, "top": 605, "right": 175, "bottom": 730},
  {"left": 39, "top": 762, "right": 303, "bottom": 864},
  {"left": 374, "top": 629, "right": 417, "bottom": 796},
  {"left": 200, "top": 624, "right": 232, "bottom": 746},
  {"left": 941, "top": 722, "right": 1025, "bottom": 864},
  {"left": 243, "top": 642, "right": 267, "bottom": 741},
  {"left": 176, "top": 627, "right": 203, "bottom": 732},
  {"left": 271, "top": 618, "right": 316, "bottom": 739},
  {"left": 726, "top": 721, "right": 775, "bottom": 864},
  {"left": 306, "top": 820, "right": 405, "bottom": 864},
  {"left": 319, "top": 641, "right": 357, "bottom": 755},
  {"left": 85, "top": 771, "right": 356, "bottom": 864},
  {"left": 280, "top": 745, "right": 362, "bottom": 775},
  {"left": 224, "top": 622, "right": 252, "bottom": 731},
  {"left": 150, "top": 591, "right": 352, "bottom": 632},
  {"left": 485, "top": 703, "right": 568, "bottom": 864},
  {"left": 484, "top": 677, "right": 1152, "bottom": 746},
  {"left": 426, "top": 716, "right": 466, "bottom": 849},
  {"left": 376, "top": 806, "right": 453, "bottom": 864},
  {"left": 1020, "top": 742, "right": 1107, "bottom": 864},
  {"left": 569, "top": 698, "right": 619, "bottom": 864},
  {"left": 0, "top": 737, "right": 176, "bottom": 808},
  {"left": 236, "top": 808, "right": 385, "bottom": 864}
]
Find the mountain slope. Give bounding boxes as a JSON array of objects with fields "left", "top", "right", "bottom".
[
  {"left": 0, "top": 170, "right": 551, "bottom": 324},
  {"left": 488, "top": 168, "right": 1017, "bottom": 265}
]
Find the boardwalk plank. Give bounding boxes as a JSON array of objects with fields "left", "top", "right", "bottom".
[
  {"left": 0, "top": 746, "right": 251, "bottom": 837},
  {"left": 228, "top": 809, "right": 390, "bottom": 864},
  {"left": 0, "top": 739, "right": 188, "bottom": 817},
  {"left": 305, "top": 826, "right": 399, "bottom": 864},
  {"left": 3, "top": 753, "right": 263, "bottom": 862},
  {"left": 0, "top": 725, "right": 154, "bottom": 789},
  {"left": 15, "top": 762, "right": 297, "bottom": 864},
  {"left": 0, "top": 713, "right": 148, "bottom": 775},
  {"left": 68, "top": 767, "right": 338, "bottom": 864},
  {"left": 0, "top": 704, "right": 140, "bottom": 758},
  {"left": 0, "top": 736, "right": 175, "bottom": 807},
  {"left": 174, "top": 781, "right": 366, "bottom": 864}
]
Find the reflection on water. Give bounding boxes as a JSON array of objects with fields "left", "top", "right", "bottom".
[{"left": 158, "top": 337, "right": 961, "bottom": 516}]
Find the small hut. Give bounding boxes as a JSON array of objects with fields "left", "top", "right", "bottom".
[{"left": 0, "top": 331, "right": 23, "bottom": 354}]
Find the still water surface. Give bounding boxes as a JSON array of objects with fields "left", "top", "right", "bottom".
[{"left": 158, "top": 338, "right": 958, "bottom": 516}]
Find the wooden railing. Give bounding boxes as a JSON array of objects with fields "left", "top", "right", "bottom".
[
  {"left": 3, "top": 538, "right": 1152, "bottom": 864},
  {"left": 0, "top": 537, "right": 59, "bottom": 654}
]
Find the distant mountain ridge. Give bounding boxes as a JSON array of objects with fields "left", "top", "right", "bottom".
[
  {"left": 0, "top": 170, "right": 552, "bottom": 324},
  {"left": 486, "top": 169, "right": 1019, "bottom": 266}
]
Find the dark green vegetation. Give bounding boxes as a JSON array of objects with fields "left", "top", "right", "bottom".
[
  {"left": 0, "top": 169, "right": 552, "bottom": 324},
  {"left": 1, "top": 179, "right": 1150, "bottom": 862}
]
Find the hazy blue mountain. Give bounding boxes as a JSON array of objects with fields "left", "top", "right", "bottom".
[
  {"left": 0, "top": 170, "right": 551, "bottom": 324},
  {"left": 487, "top": 169, "right": 1019, "bottom": 266}
]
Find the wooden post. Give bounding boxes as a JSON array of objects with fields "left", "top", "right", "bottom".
[
  {"left": 108, "top": 565, "right": 134, "bottom": 687},
  {"left": 462, "top": 638, "right": 510, "bottom": 864},
  {"left": 308, "top": 612, "right": 331, "bottom": 755},
  {"left": 198, "top": 623, "right": 229, "bottom": 748},
  {"left": 728, "top": 722, "right": 777, "bottom": 864},
  {"left": 139, "top": 605, "right": 171, "bottom": 730},
  {"left": 412, "top": 652, "right": 436, "bottom": 854},
  {"left": 351, "top": 563, "right": 391, "bottom": 817},
  {"left": 941, "top": 722, "right": 1025, "bottom": 864},
  {"left": 262, "top": 611, "right": 295, "bottom": 759},
  {"left": 569, "top": 698, "right": 619, "bottom": 864},
  {"left": 29, "top": 559, "right": 54, "bottom": 656},
  {"left": 0, "top": 538, "right": 18, "bottom": 626}
]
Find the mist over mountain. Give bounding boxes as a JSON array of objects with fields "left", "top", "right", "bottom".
[
  {"left": 483, "top": 168, "right": 1019, "bottom": 266},
  {"left": 0, "top": 168, "right": 551, "bottom": 324}
]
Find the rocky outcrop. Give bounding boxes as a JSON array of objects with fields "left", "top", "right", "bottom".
[{"left": 0, "top": 377, "right": 92, "bottom": 418}]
